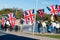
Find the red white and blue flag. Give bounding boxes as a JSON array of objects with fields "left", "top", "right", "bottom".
[
  {"left": 2, "top": 17, "right": 6, "bottom": 27},
  {"left": 7, "top": 13, "right": 16, "bottom": 28},
  {"left": 24, "top": 9, "right": 34, "bottom": 24},
  {"left": 57, "top": 5, "right": 60, "bottom": 12},
  {"left": 37, "top": 9, "right": 44, "bottom": 21},
  {"left": 47, "top": 5, "right": 58, "bottom": 15},
  {"left": 24, "top": 11, "right": 29, "bottom": 24},
  {"left": 47, "top": 5, "right": 58, "bottom": 20}
]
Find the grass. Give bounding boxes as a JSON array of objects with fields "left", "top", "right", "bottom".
[
  {"left": 34, "top": 33, "right": 60, "bottom": 39},
  {"left": 26, "top": 33, "right": 60, "bottom": 39}
]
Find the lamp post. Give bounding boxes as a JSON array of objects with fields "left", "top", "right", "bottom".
[{"left": 33, "top": 0, "right": 38, "bottom": 35}]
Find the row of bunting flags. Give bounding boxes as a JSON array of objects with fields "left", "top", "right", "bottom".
[
  {"left": 24, "top": 5, "right": 60, "bottom": 23},
  {"left": 1, "top": 5, "right": 60, "bottom": 28}
]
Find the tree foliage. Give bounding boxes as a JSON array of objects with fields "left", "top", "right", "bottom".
[{"left": 0, "top": 8, "right": 23, "bottom": 18}]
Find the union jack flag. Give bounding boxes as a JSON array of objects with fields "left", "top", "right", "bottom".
[
  {"left": 7, "top": 13, "right": 16, "bottom": 28},
  {"left": 55, "top": 5, "right": 60, "bottom": 15},
  {"left": 47, "top": 5, "right": 58, "bottom": 21},
  {"left": 24, "top": 11, "right": 29, "bottom": 24},
  {"left": 24, "top": 9, "right": 34, "bottom": 24},
  {"left": 57, "top": 5, "right": 60, "bottom": 12},
  {"left": 2, "top": 17, "right": 6, "bottom": 27},
  {"left": 47, "top": 5, "right": 58, "bottom": 15},
  {"left": 37, "top": 9, "right": 44, "bottom": 21}
]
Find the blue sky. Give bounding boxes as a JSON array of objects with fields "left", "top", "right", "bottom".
[{"left": 0, "top": 0, "right": 60, "bottom": 14}]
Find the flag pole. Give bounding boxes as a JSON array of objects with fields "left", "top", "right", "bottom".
[{"left": 33, "top": 0, "right": 38, "bottom": 35}]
